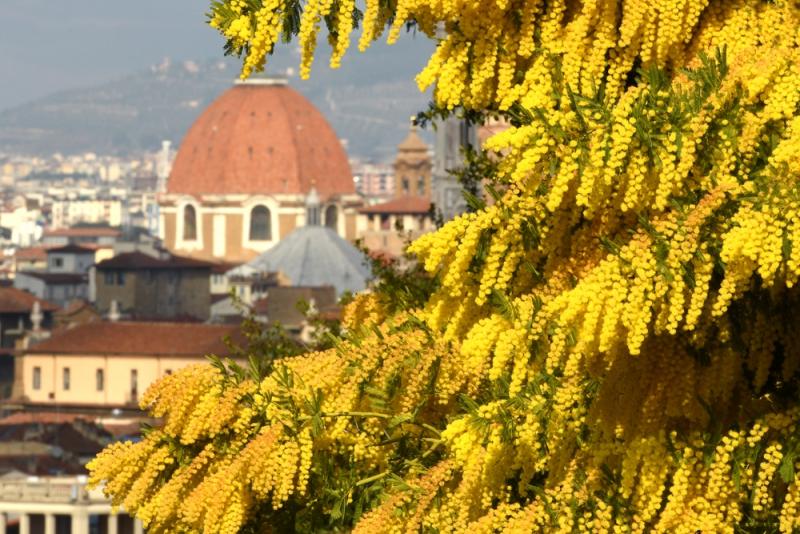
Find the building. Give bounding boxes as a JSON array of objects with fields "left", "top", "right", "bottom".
[
  {"left": 430, "top": 117, "right": 511, "bottom": 222},
  {"left": 0, "top": 288, "right": 58, "bottom": 398},
  {"left": 0, "top": 198, "right": 43, "bottom": 248},
  {"left": 159, "top": 77, "right": 363, "bottom": 264},
  {"left": 357, "top": 197, "right": 435, "bottom": 256},
  {"left": 212, "top": 271, "right": 286, "bottom": 322},
  {"left": 50, "top": 198, "right": 126, "bottom": 229},
  {"left": 0, "top": 475, "right": 142, "bottom": 534},
  {"left": 93, "top": 252, "right": 212, "bottom": 321},
  {"left": 0, "top": 413, "right": 111, "bottom": 473},
  {"left": 432, "top": 118, "right": 478, "bottom": 222},
  {"left": 14, "top": 246, "right": 94, "bottom": 308},
  {"left": 210, "top": 262, "right": 239, "bottom": 299},
  {"left": 252, "top": 286, "right": 338, "bottom": 334},
  {"left": 225, "top": 192, "right": 371, "bottom": 303},
  {"left": 15, "top": 322, "right": 243, "bottom": 410},
  {"left": 352, "top": 161, "right": 394, "bottom": 199},
  {"left": 13, "top": 248, "right": 48, "bottom": 275},
  {"left": 13, "top": 273, "right": 88, "bottom": 309},
  {"left": 41, "top": 227, "right": 120, "bottom": 248},
  {"left": 356, "top": 126, "right": 435, "bottom": 257},
  {"left": 393, "top": 125, "right": 432, "bottom": 198},
  {"left": 44, "top": 245, "right": 94, "bottom": 275},
  {"left": 52, "top": 300, "right": 100, "bottom": 329}
]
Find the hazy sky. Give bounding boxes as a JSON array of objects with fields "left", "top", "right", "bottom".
[{"left": 0, "top": 0, "right": 429, "bottom": 111}]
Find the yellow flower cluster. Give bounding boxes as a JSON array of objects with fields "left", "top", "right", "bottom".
[
  {"left": 88, "top": 0, "right": 800, "bottom": 531},
  {"left": 89, "top": 310, "right": 476, "bottom": 532}
]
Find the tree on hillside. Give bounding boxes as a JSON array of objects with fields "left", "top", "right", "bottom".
[{"left": 90, "top": 1, "right": 800, "bottom": 532}]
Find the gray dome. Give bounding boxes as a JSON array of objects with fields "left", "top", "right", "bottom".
[{"left": 227, "top": 226, "right": 371, "bottom": 296}]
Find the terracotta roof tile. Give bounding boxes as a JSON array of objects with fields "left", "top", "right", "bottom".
[
  {"left": 0, "top": 412, "right": 85, "bottom": 425},
  {"left": 0, "top": 287, "right": 59, "bottom": 313},
  {"left": 96, "top": 252, "right": 213, "bottom": 270},
  {"left": 17, "top": 272, "right": 87, "bottom": 285},
  {"left": 14, "top": 247, "right": 49, "bottom": 261},
  {"left": 43, "top": 227, "right": 120, "bottom": 238},
  {"left": 54, "top": 299, "right": 95, "bottom": 317},
  {"left": 359, "top": 196, "right": 432, "bottom": 215},
  {"left": 26, "top": 321, "right": 242, "bottom": 356},
  {"left": 211, "top": 261, "right": 241, "bottom": 274},
  {"left": 0, "top": 453, "right": 85, "bottom": 476},
  {"left": 46, "top": 244, "right": 96, "bottom": 255},
  {"left": 167, "top": 82, "right": 354, "bottom": 200}
]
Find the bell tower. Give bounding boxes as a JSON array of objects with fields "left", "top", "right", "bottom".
[{"left": 393, "top": 120, "right": 432, "bottom": 199}]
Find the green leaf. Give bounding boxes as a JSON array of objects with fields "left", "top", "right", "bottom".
[
  {"left": 489, "top": 288, "right": 518, "bottom": 321},
  {"left": 779, "top": 449, "right": 796, "bottom": 483},
  {"left": 462, "top": 189, "right": 486, "bottom": 211},
  {"left": 388, "top": 414, "right": 413, "bottom": 429}
]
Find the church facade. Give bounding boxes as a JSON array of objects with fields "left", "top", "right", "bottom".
[{"left": 159, "top": 77, "right": 362, "bottom": 264}]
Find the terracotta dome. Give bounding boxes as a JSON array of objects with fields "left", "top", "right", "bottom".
[{"left": 167, "top": 79, "right": 354, "bottom": 199}]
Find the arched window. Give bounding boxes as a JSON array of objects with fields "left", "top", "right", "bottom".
[
  {"left": 401, "top": 176, "right": 410, "bottom": 195},
  {"left": 249, "top": 205, "right": 272, "bottom": 240},
  {"left": 417, "top": 175, "right": 426, "bottom": 196},
  {"left": 324, "top": 205, "right": 338, "bottom": 230},
  {"left": 183, "top": 205, "right": 197, "bottom": 241}
]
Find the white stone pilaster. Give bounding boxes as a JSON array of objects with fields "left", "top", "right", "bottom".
[
  {"left": 107, "top": 513, "right": 118, "bottom": 534},
  {"left": 71, "top": 510, "right": 89, "bottom": 534},
  {"left": 44, "top": 513, "right": 56, "bottom": 534},
  {"left": 133, "top": 517, "right": 144, "bottom": 534},
  {"left": 0, "top": 513, "right": 6, "bottom": 534},
  {"left": 213, "top": 214, "right": 226, "bottom": 257},
  {"left": 19, "top": 513, "right": 30, "bottom": 534}
]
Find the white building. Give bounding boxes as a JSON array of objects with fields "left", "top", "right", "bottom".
[
  {"left": 0, "top": 475, "right": 142, "bottom": 534},
  {"left": 50, "top": 199, "right": 126, "bottom": 229},
  {"left": 0, "top": 203, "right": 43, "bottom": 248}
]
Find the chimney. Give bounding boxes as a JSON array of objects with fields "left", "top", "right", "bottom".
[
  {"left": 30, "top": 301, "right": 42, "bottom": 333},
  {"left": 109, "top": 300, "right": 121, "bottom": 322}
]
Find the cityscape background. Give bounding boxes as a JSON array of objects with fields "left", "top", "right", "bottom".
[{"left": 0, "top": 3, "right": 481, "bottom": 532}]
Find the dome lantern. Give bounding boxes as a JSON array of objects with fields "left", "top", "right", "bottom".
[{"left": 306, "top": 184, "right": 321, "bottom": 226}]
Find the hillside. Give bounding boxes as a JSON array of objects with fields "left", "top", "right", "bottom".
[{"left": 0, "top": 39, "right": 433, "bottom": 161}]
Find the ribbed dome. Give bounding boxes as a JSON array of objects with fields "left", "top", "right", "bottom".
[
  {"left": 227, "top": 226, "right": 371, "bottom": 297},
  {"left": 167, "top": 79, "right": 354, "bottom": 199}
]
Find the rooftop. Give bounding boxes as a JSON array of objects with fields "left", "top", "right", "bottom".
[
  {"left": 397, "top": 126, "right": 430, "bottom": 153},
  {"left": 16, "top": 272, "right": 87, "bottom": 285},
  {"left": 54, "top": 299, "right": 99, "bottom": 320},
  {"left": 0, "top": 422, "right": 109, "bottom": 457},
  {"left": 252, "top": 286, "right": 338, "bottom": 327},
  {"left": 95, "top": 251, "right": 213, "bottom": 270},
  {"left": 43, "top": 227, "right": 120, "bottom": 238},
  {"left": 359, "top": 196, "right": 432, "bottom": 215},
  {"left": 167, "top": 82, "right": 354, "bottom": 200},
  {"left": 26, "top": 321, "right": 243, "bottom": 356},
  {"left": 211, "top": 261, "right": 241, "bottom": 274},
  {"left": 0, "top": 413, "right": 86, "bottom": 426},
  {"left": 14, "top": 246, "right": 48, "bottom": 262},
  {"left": 227, "top": 226, "right": 371, "bottom": 297},
  {"left": 0, "top": 287, "right": 59, "bottom": 314},
  {"left": 46, "top": 244, "right": 96, "bottom": 255}
]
